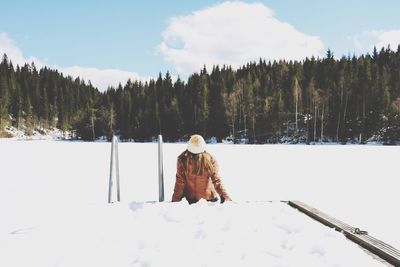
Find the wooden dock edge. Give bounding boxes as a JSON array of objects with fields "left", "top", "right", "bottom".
[{"left": 287, "top": 200, "right": 400, "bottom": 266}]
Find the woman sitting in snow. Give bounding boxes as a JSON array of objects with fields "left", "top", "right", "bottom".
[{"left": 172, "top": 134, "right": 231, "bottom": 204}]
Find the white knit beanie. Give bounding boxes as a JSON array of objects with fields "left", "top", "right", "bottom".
[{"left": 187, "top": 134, "right": 206, "bottom": 154}]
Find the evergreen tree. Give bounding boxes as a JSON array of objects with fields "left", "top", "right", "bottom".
[{"left": 1, "top": 47, "right": 400, "bottom": 144}]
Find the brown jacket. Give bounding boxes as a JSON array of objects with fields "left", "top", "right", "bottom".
[{"left": 171, "top": 150, "right": 230, "bottom": 203}]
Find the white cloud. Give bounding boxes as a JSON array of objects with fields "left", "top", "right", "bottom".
[
  {"left": 364, "top": 30, "right": 400, "bottom": 50},
  {"left": 0, "top": 32, "right": 45, "bottom": 67},
  {"left": 0, "top": 32, "right": 149, "bottom": 91},
  {"left": 59, "top": 66, "right": 151, "bottom": 91},
  {"left": 157, "top": 1, "right": 324, "bottom": 76}
]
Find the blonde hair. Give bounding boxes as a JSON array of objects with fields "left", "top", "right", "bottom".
[{"left": 180, "top": 150, "right": 216, "bottom": 176}]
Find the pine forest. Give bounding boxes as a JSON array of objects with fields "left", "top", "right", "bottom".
[{"left": 1, "top": 46, "right": 400, "bottom": 144}]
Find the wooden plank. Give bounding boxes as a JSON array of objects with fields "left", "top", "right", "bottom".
[{"left": 288, "top": 200, "right": 400, "bottom": 266}]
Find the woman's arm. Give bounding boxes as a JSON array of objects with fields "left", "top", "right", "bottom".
[
  {"left": 171, "top": 159, "right": 186, "bottom": 202},
  {"left": 210, "top": 157, "right": 231, "bottom": 202}
]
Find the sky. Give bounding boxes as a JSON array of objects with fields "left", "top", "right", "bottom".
[{"left": 1, "top": 0, "right": 400, "bottom": 91}]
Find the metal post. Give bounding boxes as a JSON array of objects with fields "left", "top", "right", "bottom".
[
  {"left": 158, "top": 134, "right": 164, "bottom": 202},
  {"left": 108, "top": 135, "right": 121, "bottom": 203},
  {"left": 114, "top": 136, "right": 121, "bottom": 202},
  {"left": 108, "top": 136, "right": 115, "bottom": 203}
]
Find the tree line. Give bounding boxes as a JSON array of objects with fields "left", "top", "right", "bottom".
[{"left": 1, "top": 46, "right": 400, "bottom": 144}]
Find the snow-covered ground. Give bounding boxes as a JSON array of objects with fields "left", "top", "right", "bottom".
[
  {"left": 0, "top": 140, "right": 398, "bottom": 266},
  {"left": 4, "top": 126, "right": 71, "bottom": 140}
]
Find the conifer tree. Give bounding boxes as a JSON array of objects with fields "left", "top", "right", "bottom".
[{"left": 1, "top": 47, "right": 400, "bottom": 143}]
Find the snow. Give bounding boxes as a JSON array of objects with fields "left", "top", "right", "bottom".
[
  {"left": 0, "top": 140, "right": 398, "bottom": 266},
  {"left": 4, "top": 126, "right": 71, "bottom": 140}
]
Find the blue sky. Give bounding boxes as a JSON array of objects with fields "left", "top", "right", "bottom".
[{"left": 1, "top": 0, "right": 400, "bottom": 90}]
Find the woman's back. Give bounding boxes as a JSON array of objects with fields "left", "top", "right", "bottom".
[{"left": 172, "top": 135, "right": 231, "bottom": 204}]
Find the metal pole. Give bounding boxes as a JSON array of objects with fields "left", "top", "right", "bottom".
[
  {"left": 158, "top": 134, "right": 164, "bottom": 202},
  {"left": 91, "top": 110, "right": 95, "bottom": 141},
  {"left": 114, "top": 136, "right": 121, "bottom": 202},
  {"left": 108, "top": 136, "right": 115, "bottom": 203}
]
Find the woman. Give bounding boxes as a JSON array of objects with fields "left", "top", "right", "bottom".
[{"left": 172, "top": 134, "right": 231, "bottom": 204}]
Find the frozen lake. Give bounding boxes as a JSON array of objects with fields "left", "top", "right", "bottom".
[{"left": 0, "top": 140, "right": 398, "bottom": 266}]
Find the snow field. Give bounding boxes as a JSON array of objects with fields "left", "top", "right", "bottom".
[
  {"left": 0, "top": 140, "right": 398, "bottom": 266},
  {"left": 128, "top": 201, "right": 385, "bottom": 267}
]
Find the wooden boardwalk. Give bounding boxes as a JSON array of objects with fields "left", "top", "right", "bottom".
[{"left": 288, "top": 200, "right": 400, "bottom": 266}]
